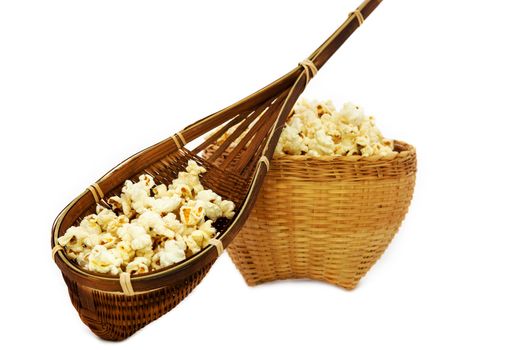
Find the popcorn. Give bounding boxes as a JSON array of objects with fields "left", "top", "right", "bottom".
[
  {"left": 108, "top": 195, "right": 134, "bottom": 218},
  {"left": 276, "top": 125, "right": 307, "bottom": 156},
  {"left": 88, "top": 245, "right": 122, "bottom": 275},
  {"left": 135, "top": 246, "right": 155, "bottom": 261},
  {"left": 152, "top": 240, "right": 186, "bottom": 269},
  {"left": 171, "top": 160, "right": 207, "bottom": 195},
  {"left": 274, "top": 99, "right": 395, "bottom": 157},
  {"left": 183, "top": 235, "right": 202, "bottom": 255},
  {"left": 153, "top": 184, "right": 168, "bottom": 198},
  {"left": 219, "top": 200, "right": 235, "bottom": 220},
  {"left": 198, "top": 220, "right": 217, "bottom": 238},
  {"left": 186, "top": 160, "right": 206, "bottom": 176},
  {"left": 145, "top": 196, "right": 182, "bottom": 215},
  {"left": 126, "top": 257, "right": 150, "bottom": 275},
  {"left": 83, "top": 233, "right": 102, "bottom": 249},
  {"left": 163, "top": 213, "right": 185, "bottom": 235},
  {"left": 195, "top": 189, "right": 221, "bottom": 203},
  {"left": 195, "top": 230, "right": 208, "bottom": 246},
  {"left": 137, "top": 211, "right": 175, "bottom": 239},
  {"left": 136, "top": 210, "right": 164, "bottom": 230},
  {"left": 58, "top": 160, "right": 235, "bottom": 276},
  {"left": 58, "top": 226, "right": 89, "bottom": 247},
  {"left": 179, "top": 201, "right": 205, "bottom": 226},
  {"left": 112, "top": 241, "right": 135, "bottom": 264},
  {"left": 79, "top": 215, "right": 102, "bottom": 235},
  {"left": 200, "top": 201, "right": 222, "bottom": 222},
  {"left": 75, "top": 251, "right": 90, "bottom": 269},
  {"left": 122, "top": 175, "right": 156, "bottom": 214},
  {"left": 117, "top": 223, "right": 152, "bottom": 251},
  {"left": 195, "top": 190, "right": 223, "bottom": 221},
  {"left": 305, "top": 129, "right": 336, "bottom": 156},
  {"left": 95, "top": 205, "right": 118, "bottom": 230},
  {"left": 106, "top": 215, "right": 129, "bottom": 235}
]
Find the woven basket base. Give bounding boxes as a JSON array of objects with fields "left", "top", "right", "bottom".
[
  {"left": 62, "top": 264, "right": 212, "bottom": 340},
  {"left": 224, "top": 143, "right": 417, "bottom": 291},
  {"left": 227, "top": 221, "right": 400, "bottom": 291}
]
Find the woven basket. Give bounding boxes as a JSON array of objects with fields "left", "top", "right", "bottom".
[
  {"left": 52, "top": 152, "right": 253, "bottom": 340},
  {"left": 207, "top": 140, "right": 416, "bottom": 290},
  {"left": 51, "top": 0, "right": 386, "bottom": 339}
]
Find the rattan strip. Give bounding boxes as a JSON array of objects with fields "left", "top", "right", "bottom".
[
  {"left": 176, "top": 132, "right": 186, "bottom": 146},
  {"left": 93, "top": 183, "right": 104, "bottom": 200},
  {"left": 352, "top": 9, "right": 365, "bottom": 25},
  {"left": 259, "top": 156, "right": 270, "bottom": 170},
  {"left": 119, "top": 272, "right": 135, "bottom": 296},
  {"left": 87, "top": 185, "right": 100, "bottom": 203},
  {"left": 299, "top": 59, "right": 318, "bottom": 83},
  {"left": 171, "top": 134, "right": 182, "bottom": 149},
  {"left": 52, "top": 245, "right": 64, "bottom": 260},
  {"left": 208, "top": 238, "right": 224, "bottom": 256}
]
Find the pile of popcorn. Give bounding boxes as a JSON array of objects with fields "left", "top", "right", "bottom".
[
  {"left": 276, "top": 99, "right": 395, "bottom": 157},
  {"left": 58, "top": 161, "right": 235, "bottom": 276}
]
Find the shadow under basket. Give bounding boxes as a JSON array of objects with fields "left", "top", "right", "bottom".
[{"left": 211, "top": 141, "right": 417, "bottom": 290}]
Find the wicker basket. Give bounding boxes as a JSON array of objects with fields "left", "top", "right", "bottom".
[
  {"left": 51, "top": 0, "right": 387, "bottom": 339},
  {"left": 52, "top": 152, "right": 254, "bottom": 340},
  {"left": 209, "top": 141, "right": 416, "bottom": 290}
]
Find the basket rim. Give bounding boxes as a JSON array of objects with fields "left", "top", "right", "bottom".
[{"left": 271, "top": 140, "right": 415, "bottom": 162}]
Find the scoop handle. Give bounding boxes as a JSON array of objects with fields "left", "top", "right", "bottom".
[
  {"left": 309, "top": 0, "right": 383, "bottom": 70},
  {"left": 259, "top": 0, "right": 384, "bottom": 161},
  {"left": 179, "top": 0, "right": 384, "bottom": 150}
]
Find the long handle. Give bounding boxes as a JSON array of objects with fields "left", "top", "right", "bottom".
[
  {"left": 261, "top": 0, "right": 384, "bottom": 161},
  {"left": 179, "top": 0, "right": 383, "bottom": 149},
  {"left": 309, "top": 0, "right": 383, "bottom": 70}
]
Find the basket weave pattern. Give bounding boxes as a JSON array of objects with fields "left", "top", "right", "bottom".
[
  {"left": 224, "top": 141, "right": 416, "bottom": 290},
  {"left": 62, "top": 263, "right": 211, "bottom": 340}
]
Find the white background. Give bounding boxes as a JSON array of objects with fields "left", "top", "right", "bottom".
[{"left": 1, "top": 0, "right": 523, "bottom": 348}]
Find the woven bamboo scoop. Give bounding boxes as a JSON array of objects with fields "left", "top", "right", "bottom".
[{"left": 51, "top": 0, "right": 384, "bottom": 340}]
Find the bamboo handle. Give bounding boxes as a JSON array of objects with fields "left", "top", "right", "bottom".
[
  {"left": 308, "top": 0, "right": 383, "bottom": 70},
  {"left": 179, "top": 0, "right": 383, "bottom": 150},
  {"left": 259, "top": 0, "right": 384, "bottom": 162}
]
